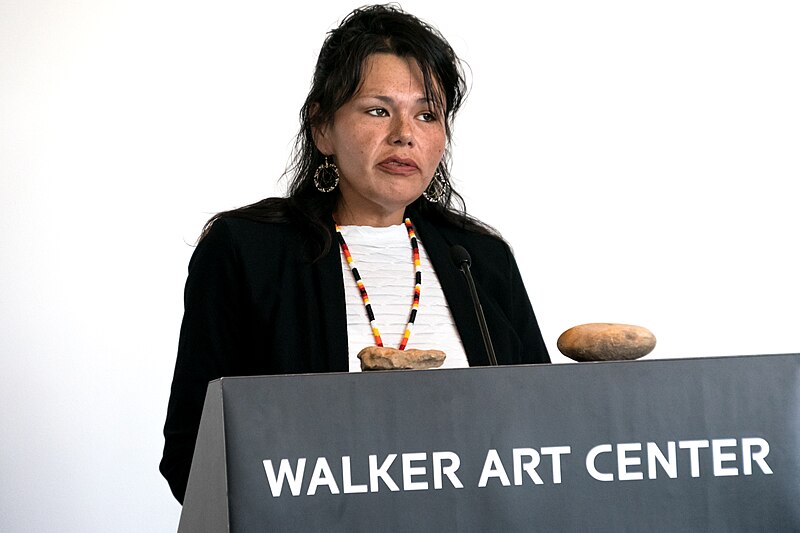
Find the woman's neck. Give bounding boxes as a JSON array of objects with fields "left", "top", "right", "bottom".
[{"left": 333, "top": 204, "right": 406, "bottom": 227}]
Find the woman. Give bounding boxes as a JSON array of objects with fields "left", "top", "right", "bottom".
[{"left": 160, "top": 4, "right": 550, "bottom": 504}]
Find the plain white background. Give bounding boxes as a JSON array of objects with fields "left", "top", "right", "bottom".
[{"left": 1, "top": 1, "right": 798, "bottom": 530}]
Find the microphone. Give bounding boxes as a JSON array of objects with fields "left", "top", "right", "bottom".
[{"left": 450, "top": 245, "right": 498, "bottom": 366}]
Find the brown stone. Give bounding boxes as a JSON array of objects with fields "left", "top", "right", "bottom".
[
  {"left": 357, "top": 346, "right": 446, "bottom": 371},
  {"left": 557, "top": 323, "right": 656, "bottom": 362}
]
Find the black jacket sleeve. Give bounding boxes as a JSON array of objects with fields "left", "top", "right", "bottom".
[{"left": 160, "top": 221, "right": 245, "bottom": 504}]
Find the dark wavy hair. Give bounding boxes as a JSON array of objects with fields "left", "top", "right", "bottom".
[{"left": 202, "top": 4, "right": 497, "bottom": 257}]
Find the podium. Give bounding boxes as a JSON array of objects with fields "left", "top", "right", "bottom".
[{"left": 178, "top": 354, "right": 800, "bottom": 532}]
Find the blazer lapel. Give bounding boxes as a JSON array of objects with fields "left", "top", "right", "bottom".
[
  {"left": 412, "top": 214, "right": 490, "bottom": 367},
  {"left": 315, "top": 231, "right": 349, "bottom": 372}
]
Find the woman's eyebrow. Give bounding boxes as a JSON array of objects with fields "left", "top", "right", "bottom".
[{"left": 356, "top": 94, "right": 433, "bottom": 105}]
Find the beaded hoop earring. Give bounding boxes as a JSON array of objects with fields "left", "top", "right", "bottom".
[
  {"left": 314, "top": 156, "right": 340, "bottom": 193},
  {"left": 423, "top": 169, "right": 448, "bottom": 203}
]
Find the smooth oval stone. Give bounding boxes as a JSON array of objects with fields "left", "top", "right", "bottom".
[{"left": 557, "top": 323, "right": 656, "bottom": 362}]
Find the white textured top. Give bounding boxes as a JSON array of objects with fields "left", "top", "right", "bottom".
[{"left": 338, "top": 224, "right": 469, "bottom": 372}]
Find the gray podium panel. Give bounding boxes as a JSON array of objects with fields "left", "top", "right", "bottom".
[{"left": 179, "top": 354, "right": 800, "bottom": 532}]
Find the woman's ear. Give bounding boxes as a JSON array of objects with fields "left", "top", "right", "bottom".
[
  {"left": 310, "top": 103, "right": 333, "bottom": 155},
  {"left": 312, "top": 124, "right": 333, "bottom": 155}
]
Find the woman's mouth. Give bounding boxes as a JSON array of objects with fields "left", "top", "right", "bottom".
[{"left": 378, "top": 157, "right": 419, "bottom": 175}]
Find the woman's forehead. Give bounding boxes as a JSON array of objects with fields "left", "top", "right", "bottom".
[{"left": 354, "top": 53, "right": 445, "bottom": 107}]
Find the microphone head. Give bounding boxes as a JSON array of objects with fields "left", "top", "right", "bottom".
[{"left": 450, "top": 245, "right": 471, "bottom": 269}]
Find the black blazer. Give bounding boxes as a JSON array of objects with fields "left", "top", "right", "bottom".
[{"left": 160, "top": 210, "right": 550, "bottom": 503}]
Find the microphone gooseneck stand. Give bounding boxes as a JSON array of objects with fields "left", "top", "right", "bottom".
[{"left": 450, "top": 245, "right": 498, "bottom": 366}]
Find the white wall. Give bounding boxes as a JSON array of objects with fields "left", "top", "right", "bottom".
[{"left": 1, "top": 1, "right": 797, "bottom": 531}]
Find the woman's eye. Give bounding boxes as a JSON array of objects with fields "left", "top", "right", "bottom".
[
  {"left": 419, "top": 112, "right": 437, "bottom": 122},
  {"left": 368, "top": 108, "right": 389, "bottom": 117}
]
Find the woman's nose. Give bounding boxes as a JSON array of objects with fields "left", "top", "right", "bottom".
[{"left": 390, "top": 115, "right": 414, "bottom": 146}]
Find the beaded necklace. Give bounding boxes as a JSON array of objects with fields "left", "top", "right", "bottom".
[{"left": 335, "top": 218, "right": 421, "bottom": 350}]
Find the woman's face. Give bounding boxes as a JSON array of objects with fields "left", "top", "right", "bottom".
[{"left": 314, "top": 53, "right": 447, "bottom": 226}]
